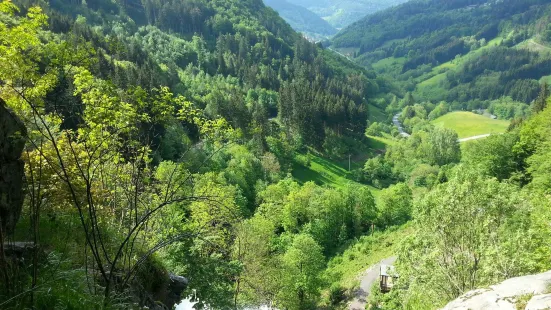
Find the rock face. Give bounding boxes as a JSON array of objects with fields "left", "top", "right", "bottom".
[
  {"left": 526, "top": 294, "right": 551, "bottom": 310},
  {"left": 442, "top": 270, "right": 551, "bottom": 310},
  {"left": 0, "top": 98, "right": 27, "bottom": 236}
]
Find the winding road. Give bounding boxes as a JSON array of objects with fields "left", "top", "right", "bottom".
[{"left": 349, "top": 256, "right": 397, "bottom": 310}]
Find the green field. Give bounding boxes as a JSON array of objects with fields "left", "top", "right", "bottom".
[
  {"left": 366, "top": 134, "right": 396, "bottom": 147},
  {"left": 418, "top": 72, "right": 447, "bottom": 88},
  {"left": 368, "top": 104, "right": 387, "bottom": 123},
  {"left": 431, "top": 111, "right": 510, "bottom": 138},
  {"left": 371, "top": 56, "right": 406, "bottom": 71},
  {"left": 540, "top": 75, "right": 551, "bottom": 84},
  {"left": 292, "top": 153, "right": 381, "bottom": 198}
]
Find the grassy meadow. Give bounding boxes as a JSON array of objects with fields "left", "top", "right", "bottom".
[
  {"left": 292, "top": 154, "right": 382, "bottom": 199},
  {"left": 291, "top": 134, "right": 396, "bottom": 199},
  {"left": 431, "top": 111, "right": 510, "bottom": 138}
]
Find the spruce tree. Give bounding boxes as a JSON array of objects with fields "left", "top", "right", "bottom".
[{"left": 533, "top": 82, "right": 549, "bottom": 113}]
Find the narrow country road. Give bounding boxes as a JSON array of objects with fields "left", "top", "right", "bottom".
[
  {"left": 349, "top": 256, "right": 397, "bottom": 310},
  {"left": 328, "top": 47, "right": 356, "bottom": 64},
  {"left": 458, "top": 134, "right": 491, "bottom": 142}
]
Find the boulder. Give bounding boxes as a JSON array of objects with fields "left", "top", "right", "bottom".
[
  {"left": 526, "top": 294, "right": 551, "bottom": 310},
  {"left": 165, "top": 274, "right": 189, "bottom": 307},
  {"left": 0, "top": 98, "right": 27, "bottom": 236},
  {"left": 442, "top": 270, "right": 551, "bottom": 310}
]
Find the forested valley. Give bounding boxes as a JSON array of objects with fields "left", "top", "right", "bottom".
[
  {"left": 332, "top": 0, "right": 551, "bottom": 117},
  {"left": 1, "top": 0, "right": 551, "bottom": 309},
  {"left": 261, "top": 0, "right": 337, "bottom": 41}
]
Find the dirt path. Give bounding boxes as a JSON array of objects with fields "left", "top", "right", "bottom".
[
  {"left": 458, "top": 134, "right": 491, "bottom": 142},
  {"left": 349, "top": 256, "right": 397, "bottom": 310}
]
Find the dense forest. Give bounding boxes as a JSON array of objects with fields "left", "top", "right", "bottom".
[
  {"left": 332, "top": 0, "right": 551, "bottom": 115},
  {"left": 0, "top": 0, "right": 389, "bottom": 308},
  {"left": 2, "top": 0, "right": 551, "bottom": 309}
]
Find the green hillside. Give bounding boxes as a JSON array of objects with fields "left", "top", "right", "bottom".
[
  {"left": 0, "top": 0, "right": 388, "bottom": 308},
  {"left": 332, "top": 0, "right": 551, "bottom": 111},
  {"left": 263, "top": 0, "right": 337, "bottom": 40},
  {"left": 5, "top": 0, "right": 551, "bottom": 310},
  {"left": 292, "top": 153, "right": 382, "bottom": 198},
  {"left": 286, "top": 0, "right": 409, "bottom": 29}
]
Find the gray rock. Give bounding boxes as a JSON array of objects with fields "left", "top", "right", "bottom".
[
  {"left": 526, "top": 294, "right": 551, "bottom": 310},
  {"left": 2, "top": 242, "right": 42, "bottom": 265},
  {"left": 0, "top": 98, "right": 27, "bottom": 235},
  {"left": 165, "top": 274, "right": 188, "bottom": 308},
  {"left": 169, "top": 274, "right": 188, "bottom": 292},
  {"left": 442, "top": 270, "right": 551, "bottom": 310}
]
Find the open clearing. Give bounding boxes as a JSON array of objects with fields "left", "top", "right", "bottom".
[
  {"left": 292, "top": 154, "right": 381, "bottom": 198},
  {"left": 431, "top": 111, "right": 510, "bottom": 138},
  {"left": 368, "top": 104, "right": 387, "bottom": 123},
  {"left": 291, "top": 134, "right": 396, "bottom": 198}
]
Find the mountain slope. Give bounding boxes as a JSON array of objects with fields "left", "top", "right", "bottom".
[
  {"left": 286, "top": 0, "right": 409, "bottom": 29},
  {"left": 42, "top": 0, "right": 384, "bottom": 149},
  {"left": 332, "top": 0, "right": 551, "bottom": 108},
  {"left": 2, "top": 0, "right": 388, "bottom": 308},
  {"left": 263, "top": 0, "right": 337, "bottom": 40}
]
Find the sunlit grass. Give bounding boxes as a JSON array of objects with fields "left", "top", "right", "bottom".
[
  {"left": 372, "top": 56, "right": 406, "bottom": 71},
  {"left": 418, "top": 72, "right": 447, "bottom": 88},
  {"left": 431, "top": 111, "right": 510, "bottom": 138},
  {"left": 368, "top": 104, "right": 387, "bottom": 123},
  {"left": 540, "top": 75, "right": 551, "bottom": 84},
  {"left": 292, "top": 153, "right": 381, "bottom": 199},
  {"left": 366, "top": 134, "right": 395, "bottom": 147}
]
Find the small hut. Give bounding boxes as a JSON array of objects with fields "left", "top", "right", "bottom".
[{"left": 379, "top": 264, "right": 398, "bottom": 293}]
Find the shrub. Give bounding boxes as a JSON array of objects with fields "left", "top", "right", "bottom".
[{"left": 329, "top": 283, "right": 346, "bottom": 305}]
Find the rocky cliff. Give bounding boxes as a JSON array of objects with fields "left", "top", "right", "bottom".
[
  {"left": 0, "top": 98, "right": 26, "bottom": 236},
  {"left": 442, "top": 270, "right": 551, "bottom": 310}
]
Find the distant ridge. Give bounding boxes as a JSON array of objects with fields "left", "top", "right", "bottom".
[{"left": 263, "top": 0, "right": 337, "bottom": 40}]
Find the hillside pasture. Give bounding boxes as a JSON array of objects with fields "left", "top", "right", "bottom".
[{"left": 431, "top": 111, "right": 510, "bottom": 138}]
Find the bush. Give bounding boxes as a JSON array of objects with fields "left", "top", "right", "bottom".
[
  {"left": 135, "top": 254, "right": 169, "bottom": 295},
  {"left": 366, "top": 122, "right": 391, "bottom": 137},
  {"left": 349, "top": 168, "right": 365, "bottom": 182},
  {"left": 329, "top": 283, "right": 346, "bottom": 305},
  {"left": 363, "top": 156, "right": 394, "bottom": 187},
  {"left": 346, "top": 252, "right": 356, "bottom": 261},
  {"left": 294, "top": 153, "right": 311, "bottom": 167}
]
